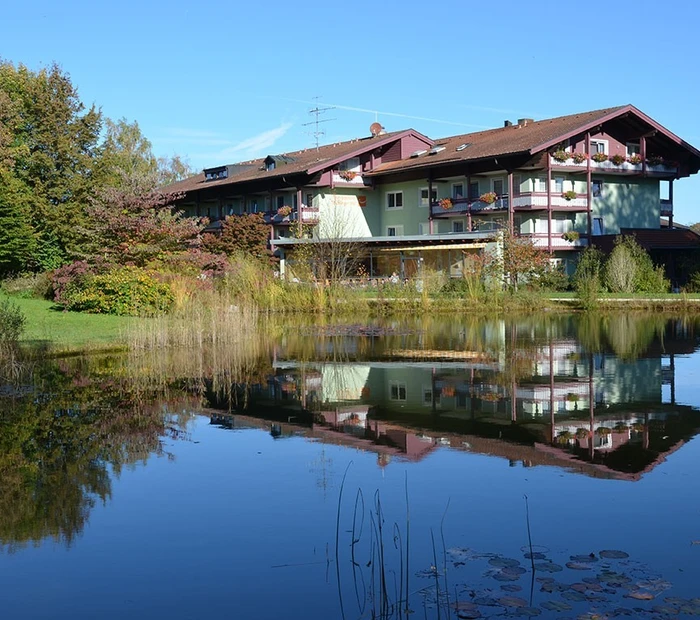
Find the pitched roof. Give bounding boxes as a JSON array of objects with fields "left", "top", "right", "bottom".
[
  {"left": 368, "top": 106, "right": 627, "bottom": 175},
  {"left": 164, "top": 129, "right": 429, "bottom": 194}
]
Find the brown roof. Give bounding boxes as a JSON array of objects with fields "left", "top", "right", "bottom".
[
  {"left": 163, "top": 129, "right": 429, "bottom": 194},
  {"left": 368, "top": 106, "right": 627, "bottom": 175}
]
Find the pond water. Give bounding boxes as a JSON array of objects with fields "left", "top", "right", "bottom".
[{"left": 2, "top": 314, "right": 700, "bottom": 619}]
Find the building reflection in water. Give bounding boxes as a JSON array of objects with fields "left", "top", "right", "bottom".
[{"left": 208, "top": 317, "right": 700, "bottom": 481}]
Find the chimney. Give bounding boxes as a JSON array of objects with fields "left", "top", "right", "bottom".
[
  {"left": 504, "top": 120, "right": 513, "bottom": 127},
  {"left": 518, "top": 118, "right": 535, "bottom": 127}
]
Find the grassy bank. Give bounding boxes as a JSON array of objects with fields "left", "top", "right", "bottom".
[{"left": 1, "top": 295, "right": 133, "bottom": 353}]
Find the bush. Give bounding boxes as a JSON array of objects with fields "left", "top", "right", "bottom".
[
  {"left": 603, "top": 236, "right": 669, "bottom": 294},
  {"left": 0, "top": 297, "right": 26, "bottom": 346},
  {"left": 59, "top": 266, "right": 175, "bottom": 316},
  {"left": 1, "top": 272, "right": 52, "bottom": 299}
]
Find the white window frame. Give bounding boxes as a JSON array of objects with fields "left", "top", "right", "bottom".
[
  {"left": 338, "top": 157, "right": 360, "bottom": 172},
  {"left": 386, "top": 225, "right": 404, "bottom": 237},
  {"left": 492, "top": 177, "right": 505, "bottom": 195},
  {"left": 626, "top": 142, "right": 640, "bottom": 157},
  {"left": 422, "top": 386, "right": 441, "bottom": 407},
  {"left": 535, "top": 177, "right": 547, "bottom": 193},
  {"left": 419, "top": 187, "right": 437, "bottom": 208},
  {"left": 552, "top": 176, "right": 564, "bottom": 193},
  {"left": 389, "top": 381, "right": 407, "bottom": 401},
  {"left": 386, "top": 191, "right": 404, "bottom": 210},
  {"left": 418, "top": 222, "right": 430, "bottom": 235},
  {"left": 590, "top": 139, "right": 608, "bottom": 155},
  {"left": 452, "top": 183, "right": 465, "bottom": 199}
]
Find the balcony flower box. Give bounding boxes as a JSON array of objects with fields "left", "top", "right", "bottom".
[
  {"left": 572, "top": 152, "right": 588, "bottom": 164},
  {"left": 610, "top": 154, "right": 626, "bottom": 166},
  {"left": 561, "top": 230, "right": 580, "bottom": 243},
  {"left": 628, "top": 154, "right": 643, "bottom": 165},
  {"left": 277, "top": 205, "right": 292, "bottom": 216},
  {"left": 439, "top": 197, "right": 453, "bottom": 210},
  {"left": 561, "top": 190, "right": 578, "bottom": 201},
  {"left": 646, "top": 155, "right": 665, "bottom": 167},
  {"left": 479, "top": 192, "right": 498, "bottom": 205},
  {"left": 552, "top": 149, "right": 570, "bottom": 163},
  {"left": 338, "top": 170, "right": 357, "bottom": 181},
  {"left": 591, "top": 152, "right": 608, "bottom": 163}
]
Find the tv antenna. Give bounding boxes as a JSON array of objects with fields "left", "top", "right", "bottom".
[{"left": 303, "top": 97, "right": 335, "bottom": 150}]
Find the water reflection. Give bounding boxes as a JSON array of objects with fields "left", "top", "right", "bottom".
[
  {"left": 0, "top": 355, "right": 194, "bottom": 552},
  {"left": 213, "top": 314, "right": 700, "bottom": 481}
]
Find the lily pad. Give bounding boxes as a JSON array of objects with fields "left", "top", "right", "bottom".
[
  {"left": 624, "top": 590, "right": 655, "bottom": 601},
  {"left": 599, "top": 550, "right": 630, "bottom": 559},
  {"left": 514, "top": 607, "right": 541, "bottom": 616},
  {"left": 540, "top": 601, "right": 572, "bottom": 611},
  {"left": 473, "top": 596, "right": 499, "bottom": 607},
  {"left": 652, "top": 605, "right": 680, "bottom": 615},
  {"left": 524, "top": 552, "right": 547, "bottom": 560},
  {"left": 493, "top": 572, "right": 520, "bottom": 582},
  {"left": 497, "top": 596, "right": 528, "bottom": 608},
  {"left": 570, "top": 553, "right": 598, "bottom": 563},
  {"left": 489, "top": 557, "right": 520, "bottom": 568},
  {"left": 501, "top": 584, "right": 523, "bottom": 592},
  {"left": 503, "top": 566, "right": 527, "bottom": 576},
  {"left": 561, "top": 590, "right": 587, "bottom": 602},
  {"left": 534, "top": 562, "right": 563, "bottom": 573},
  {"left": 566, "top": 561, "right": 593, "bottom": 571}
]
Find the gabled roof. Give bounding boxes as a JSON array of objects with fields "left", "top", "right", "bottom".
[
  {"left": 164, "top": 129, "right": 432, "bottom": 194},
  {"left": 368, "top": 105, "right": 700, "bottom": 176}
]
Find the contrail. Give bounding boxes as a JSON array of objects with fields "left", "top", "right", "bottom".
[{"left": 263, "top": 96, "right": 489, "bottom": 129}]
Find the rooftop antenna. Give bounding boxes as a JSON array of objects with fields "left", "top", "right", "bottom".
[{"left": 303, "top": 96, "right": 335, "bottom": 151}]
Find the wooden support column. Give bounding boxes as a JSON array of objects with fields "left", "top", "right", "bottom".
[
  {"left": 586, "top": 132, "right": 592, "bottom": 241},
  {"left": 588, "top": 354, "right": 595, "bottom": 461},
  {"left": 428, "top": 175, "right": 434, "bottom": 234},
  {"left": 296, "top": 187, "right": 303, "bottom": 236},
  {"left": 466, "top": 174, "right": 472, "bottom": 231},
  {"left": 641, "top": 136, "right": 647, "bottom": 177},
  {"left": 669, "top": 179, "right": 674, "bottom": 228},
  {"left": 547, "top": 153, "right": 553, "bottom": 253},
  {"left": 507, "top": 171, "right": 514, "bottom": 234}
]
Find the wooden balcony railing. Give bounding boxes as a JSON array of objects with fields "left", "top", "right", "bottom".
[{"left": 430, "top": 196, "right": 509, "bottom": 217}]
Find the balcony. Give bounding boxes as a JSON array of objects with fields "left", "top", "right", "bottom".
[
  {"left": 268, "top": 206, "right": 320, "bottom": 224},
  {"left": 513, "top": 192, "right": 588, "bottom": 211},
  {"left": 549, "top": 155, "right": 678, "bottom": 176},
  {"left": 430, "top": 196, "right": 509, "bottom": 217},
  {"left": 524, "top": 233, "right": 589, "bottom": 250}
]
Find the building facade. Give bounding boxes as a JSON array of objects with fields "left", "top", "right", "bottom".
[{"left": 166, "top": 105, "right": 700, "bottom": 279}]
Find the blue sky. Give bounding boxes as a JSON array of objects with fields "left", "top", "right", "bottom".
[{"left": 3, "top": 0, "right": 700, "bottom": 223}]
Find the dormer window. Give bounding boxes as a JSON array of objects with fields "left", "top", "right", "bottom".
[
  {"left": 263, "top": 154, "right": 295, "bottom": 172},
  {"left": 203, "top": 166, "right": 228, "bottom": 181},
  {"left": 266, "top": 160, "right": 276, "bottom": 171}
]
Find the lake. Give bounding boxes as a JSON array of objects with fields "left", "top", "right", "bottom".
[{"left": 1, "top": 314, "right": 700, "bottom": 619}]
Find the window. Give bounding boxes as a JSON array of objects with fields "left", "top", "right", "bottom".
[
  {"left": 306, "top": 193, "right": 313, "bottom": 207},
  {"left": 390, "top": 381, "right": 407, "bottom": 401},
  {"left": 553, "top": 176, "right": 564, "bottom": 193},
  {"left": 592, "top": 217, "right": 604, "bottom": 235},
  {"left": 387, "top": 191, "right": 403, "bottom": 209},
  {"left": 452, "top": 221, "right": 464, "bottom": 233},
  {"left": 293, "top": 193, "right": 298, "bottom": 208},
  {"left": 592, "top": 179, "right": 603, "bottom": 198},
  {"left": 468, "top": 182, "right": 480, "bottom": 200},
  {"left": 423, "top": 387, "right": 441, "bottom": 407},
  {"left": 419, "top": 188, "right": 437, "bottom": 207},
  {"left": 276, "top": 195, "right": 285, "bottom": 210},
  {"left": 418, "top": 222, "right": 430, "bottom": 235},
  {"left": 552, "top": 214, "right": 571, "bottom": 234},
  {"left": 590, "top": 140, "right": 608, "bottom": 154},
  {"left": 513, "top": 175, "right": 522, "bottom": 196},
  {"left": 514, "top": 215, "right": 523, "bottom": 232},
  {"left": 387, "top": 225, "right": 404, "bottom": 237},
  {"left": 338, "top": 157, "right": 360, "bottom": 172},
  {"left": 535, "top": 177, "right": 547, "bottom": 192},
  {"left": 452, "top": 183, "right": 464, "bottom": 199},
  {"left": 626, "top": 142, "right": 640, "bottom": 156},
  {"left": 492, "top": 178, "right": 505, "bottom": 196}
]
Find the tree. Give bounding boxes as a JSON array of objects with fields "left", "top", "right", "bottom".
[
  {"left": 202, "top": 214, "right": 273, "bottom": 263},
  {"left": 97, "top": 117, "right": 158, "bottom": 191},
  {"left": 157, "top": 154, "right": 194, "bottom": 187},
  {"left": 0, "top": 61, "right": 103, "bottom": 267},
  {"left": 496, "top": 230, "right": 551, "bottom": 291}
]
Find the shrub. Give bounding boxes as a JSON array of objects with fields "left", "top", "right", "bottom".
[
  {"left": 603, "top": 236, "right": 669, "bottom": 294},
  {"left": 0, "top": 297, "right": 26, "bottom": 347},
  {"left": 1, "top": 272, "right": 52, "bottom": 299},
  {"left": 60, "top": 266, "right": 175, "bottom": 316}
]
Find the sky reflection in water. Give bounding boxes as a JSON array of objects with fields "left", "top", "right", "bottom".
[{"left": 1, "top": 314, "right": 700, "bottom": 619}]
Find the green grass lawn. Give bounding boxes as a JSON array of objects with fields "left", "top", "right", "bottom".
[{"left": 2, "top": 295, "right": 133, "bottom": 352}]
